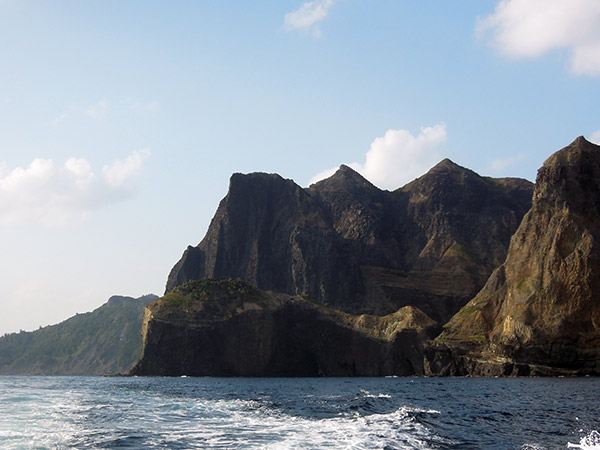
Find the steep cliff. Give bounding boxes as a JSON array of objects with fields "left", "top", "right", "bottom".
[
  {"left": 427, "top": 137, "right": 600, "bottom": 376},
  {"left": 130, "top": 279, "right": 440, "bottom": 377},
  {"left": 167, "top": 162, "right": 532, "bottom": 323}
]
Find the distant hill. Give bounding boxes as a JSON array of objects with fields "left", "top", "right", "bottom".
[{"left": 0, "top": 294, "right": 157, "bottom": 375}]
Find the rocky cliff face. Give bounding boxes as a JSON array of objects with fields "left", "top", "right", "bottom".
[
  {"left": 167, "top": 162, "right": 532, "bottom": 323},
  {"left": 130, "top": 279, "right": 440, "bottom": 377},
  {"left": 427, "top": 137, "right": 600, "bottom": 376}
]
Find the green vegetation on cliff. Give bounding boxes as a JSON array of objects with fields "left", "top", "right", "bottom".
[
  {"left": 131, "top": 281, "right": 440, "bottom": 377},
  {"left": 0, "top": 294, "right": 157, "bottom": 375},
  {"left": 161, "top": 279, "right": 262, "bottom": 307}
]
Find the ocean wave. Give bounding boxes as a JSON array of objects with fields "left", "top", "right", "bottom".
[
  {"left": 568, "top": 430, "right": 600, "bottom": 449},
  {"left": 1, "top": 376, "right": 599, "bottom": 449}
]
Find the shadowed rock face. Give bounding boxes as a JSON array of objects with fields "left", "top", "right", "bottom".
[
  {"left": 130, "top": 279, "right": 440, "bottom": 377},
  {"left": 166, "top": 162, "right": 532, "bottom": 324},
  {"left": 428, "top": 137, "right": 600, "bottom": 376}
]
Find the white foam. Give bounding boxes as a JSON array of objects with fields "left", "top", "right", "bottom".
[
  {"left": 568, "top": 430, "right": 600, "bottom": 449},
  {"left": 360, "top": 390, "right": 392, "bottom": 399},
  {"left": 0, "top": 383, "right": 450, "bottom": 449}
]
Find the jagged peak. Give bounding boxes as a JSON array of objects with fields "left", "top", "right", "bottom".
[
  {"left": 311, "top": 164, "right": 378, "bottom": 192},
  {"left": 541, "top": 135, "right": 600, "bottom": 171},
  {"left": 429, "top": 158, "right": 467, "bottom": 173},
  {"left": 532, "top": 136, "right": 600, "bottom": 211},
  {"left": 401, "top": 158, "right": 478, "bottom": 192},
  {"left": 334, "top": 164, "right": 371, "bottom": 183},
  {"left": 227, "top": 171, "right": 301, "bottom": 196},
  {"left": 229, "top": 171, "right": 287, "bottom": 185},
  {"left": 562, "top": 135, "right": 599, "bottom": 153}
]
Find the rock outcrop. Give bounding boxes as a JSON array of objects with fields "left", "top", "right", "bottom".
[
  {"left": 427, "top": 137, "right": 600, "bottom": 376},
  {"left": 130, "top": 279, "right": 440, "bottom": 377},
  {"left": 166, "top": 161, "right": 532, "bottom": 323}
]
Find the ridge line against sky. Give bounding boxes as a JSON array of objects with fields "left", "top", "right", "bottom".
[
  {"left": 288, "top": 0, "right": 600, "bottom": 188},
  {"left": 3, "top": 0, "right": 600, "bottom": 225},
  {"left": 0, "top": 0, "right": 598, "bottom": 335}
]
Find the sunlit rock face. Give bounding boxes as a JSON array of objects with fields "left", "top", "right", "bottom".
[{"left": 428, "top": 137, "right": 600, "bottom": 376}]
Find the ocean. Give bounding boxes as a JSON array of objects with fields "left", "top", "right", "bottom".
[{"left": 0, "top": 376, "right": 598, "bottom": 449}]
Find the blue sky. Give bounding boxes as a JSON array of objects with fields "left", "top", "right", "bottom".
[{"left": 1, "top": 0, "right": 599, "bottom": 334}]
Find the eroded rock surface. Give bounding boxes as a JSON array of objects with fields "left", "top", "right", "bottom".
[
  {"left": 167, "top": 161, "right": 532, "bottom": 323},
  {"left": 427, "top": 137, "right": 600, "bottom": 376},
  {"left": 130, "top": 279, "right": 440, "bottom": 377}
]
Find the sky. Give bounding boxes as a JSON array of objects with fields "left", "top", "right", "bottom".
[{"left": 1, "top": 0, "right": 599, "bottom": 335}]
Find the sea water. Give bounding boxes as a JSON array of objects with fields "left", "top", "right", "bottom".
[{"left": 0, "top": 376, "right": 598, "bottom": 449}]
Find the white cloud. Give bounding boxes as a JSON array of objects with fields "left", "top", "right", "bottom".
[
  {"left": 102, "top": 149, "right": 150, "bottom": 188},
  {"left": 590, "top": 130, "right": 600, "bottom": 145},
  {"left": 50, "top": 113, "right": 67, "bottom": 127},
  {"left": 0, "top": 150, "right": 150, "bottom": 226},
  {"left": 123, "top": 99, "right": 159, "bottom": 113},
  {"left": 284, "top": 0, "right": 335, "bottom": 37},
  {"left": 309, "top": 123, "right": 447, "bottom": 190},
  {"left": 84, "top": 98, "right": 109, "bottom": 119},
  {"left": 477, "top": 0, "right": 600, "bottom": 76},
  {"left": 488, "top": 154, "right": 526, "bottom": 172}
]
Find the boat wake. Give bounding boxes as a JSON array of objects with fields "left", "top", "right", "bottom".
[{"left": 568, "top": 430, "right": 600, "bottom": 449}]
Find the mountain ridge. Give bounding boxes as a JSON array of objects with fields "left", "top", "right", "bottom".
[
  {"left": 167, "top": 157, "right": 533, "bottom": 323},
  {"left": 133, "top": 136, "right": 600, "bottom": 376}
]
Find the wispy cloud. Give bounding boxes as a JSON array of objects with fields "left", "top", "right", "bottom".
[
  {"left": 284, "top": 0, "right": 335, "bottom": 37},
  {"left": 487, "top": 154, "right": 526, "bottom": 173},
  {"left": 84, "top": 98, "right": 109, "bottom": 119},
  {"left": 309, "top": 123, "right": 447, "bottom": 190},
  {"left": 50, "top": 113, "right": 67, "bottom": 127},
  {"left": 590, "top": 130, "right": 600, "bottom": 145},
  {"left": 122, "top": 98, "right": 159, "bottom": 113},
  {"left": 51, "top": 98, "right": 158, "bottom": 126},
  {"left": 477, "top": 0, "right": 600, "bottom": 76},
  {"left": 0, "top": 149, "right": 150, "bottom": 226},
  {"left": 102, "top": 149, "right": 150, "bottom": 188}
]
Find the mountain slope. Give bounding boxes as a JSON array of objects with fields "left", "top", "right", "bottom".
[
  {"left": 427, "top": 137, "right": 600, "bottom": 376},
  {"left": 0, "top": 294, "right": 158, "bottom": 375}
]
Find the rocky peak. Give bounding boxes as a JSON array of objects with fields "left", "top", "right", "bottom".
[
  {"left": 405, "top": 158, "right": 484, "bottom": 193},
  {"left": 310, "top": 164, "right": 379, "bottom": 195},
  {"left": 428, "top": 158, "right": 464, "bottom": 173},
  {"left": 534, "top": 136, "right": 600, "bottom": 217},
  {"left": 226, "top": 172, "right": 306, "bottom": 209},
  {"left": 432, "top": 137, "right": 600, "bottom": 375}
]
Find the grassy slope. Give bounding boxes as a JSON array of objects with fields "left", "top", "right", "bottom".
[{"left": 0, "top": 294, "right": 157, "bottom": 375}]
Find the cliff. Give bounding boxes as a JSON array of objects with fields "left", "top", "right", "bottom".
[
  {"left": 166, "top": 161, "right": 532, "bottom": 324},
  {"left": 426, "top": 137, "right": 600, "bottom": 376},
  {"left": 0, "top": 294, "right": 158, "bottom": 375},
  {"left": 130, "top": 279, "right": 440, "bottom": 377}
]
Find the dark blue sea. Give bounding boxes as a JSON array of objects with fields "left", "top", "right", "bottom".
[{"left": 0, "top": 376, "right": 598, "bottom": 449}]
